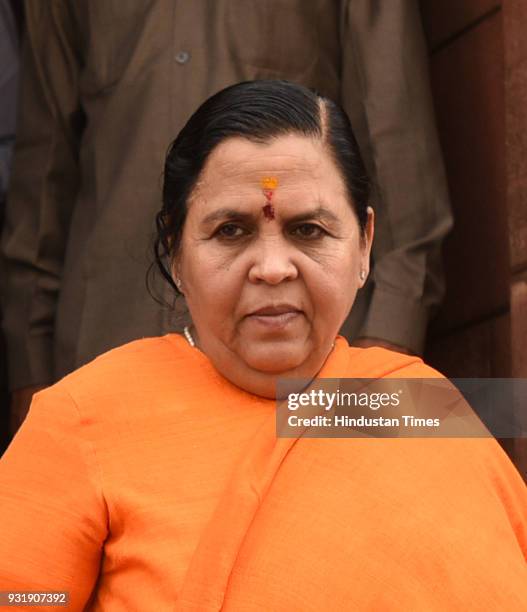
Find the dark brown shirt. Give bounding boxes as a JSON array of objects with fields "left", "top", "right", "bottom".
[{"left": 1, "top": 0, "right": 452, "bottom": 389}]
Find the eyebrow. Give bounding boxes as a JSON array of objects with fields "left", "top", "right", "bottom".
[
  {"left": 200, "top": 205, "right": 342, "bottom": 226},
  {"left": 287, "top": 206, "right": 341, "bottom": 225},
  {"left": 201, "top": 208, "right": 254, "bottom": 226}
]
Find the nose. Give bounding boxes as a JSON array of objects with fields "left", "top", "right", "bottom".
[{"left": 247, "top": 235, "right": 299, "bottom": 285}]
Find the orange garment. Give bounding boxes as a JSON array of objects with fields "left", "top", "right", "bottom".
[{"left": 0, "top": 335, "right": 526, "bottom": 610}]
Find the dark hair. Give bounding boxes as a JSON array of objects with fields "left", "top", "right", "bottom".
[{"left": 153, "top": 79, "right": 370, "bottom": 296}]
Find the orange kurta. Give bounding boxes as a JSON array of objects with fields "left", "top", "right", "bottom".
[{"left": 0, "top": 335, "right": 526, "bottom": 610}]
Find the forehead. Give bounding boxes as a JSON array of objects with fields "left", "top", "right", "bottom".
[{"left": 190, "top": 134, "right": 347, "bottom": 201}]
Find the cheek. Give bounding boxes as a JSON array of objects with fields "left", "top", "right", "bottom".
[
  {"left": 309, "top": 269, "right": 358, "bottom": 310},
  {"left": 302, "top": 245, "right": 360, "bottom": 314},
  {"left": 181, "top": 246, "right": 245, "bottom": 321}
]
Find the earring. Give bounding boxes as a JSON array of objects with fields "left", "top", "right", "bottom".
[
  {"left": 175, "top": 277, "right": 183, "bottom": 292},
  {"left": 359, "top": 270, "right": 366, "bottom": 281}
]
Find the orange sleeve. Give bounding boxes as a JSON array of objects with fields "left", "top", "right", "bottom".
[{"left": 0, "top": 386, "right": 108, "bottom": 608}]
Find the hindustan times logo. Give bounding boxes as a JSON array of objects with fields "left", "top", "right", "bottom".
[{"left": 287, "top": 389, "right": 401, "bottom": 412}]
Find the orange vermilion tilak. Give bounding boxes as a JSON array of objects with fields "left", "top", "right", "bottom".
[{"left": 260, "top": 176, "right": 278, "bottom": 220}]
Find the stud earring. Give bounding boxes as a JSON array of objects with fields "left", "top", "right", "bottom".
[
  {"left": 359, "top": 270, "right": 366, "bottom": 281},
  {"left": 175, "top": 277, "right": 183, "bottom": 292}
]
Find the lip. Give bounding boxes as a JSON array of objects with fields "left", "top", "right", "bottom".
[
  {"left": 245, "top": 304, "right": 303, "bottom": 330},
  {"left": 248, "top": 304, "right": 301, "bottom": 316}
]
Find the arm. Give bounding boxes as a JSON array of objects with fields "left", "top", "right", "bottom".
[
  {"left": 340, "top": 0, "right": 453, "bottom": 355},
  {"left": 0, "top": 386, "right": 108, "bottom": 606},
  {"left": 0, "top": 0, "right": 84, "bottom": 390}
]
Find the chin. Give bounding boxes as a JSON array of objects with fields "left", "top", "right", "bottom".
[{"left": 243, "top": 346, "right": 306, "bottom": 374}]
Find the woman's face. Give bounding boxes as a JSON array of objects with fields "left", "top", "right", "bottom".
[{"left": 174, "top": 134, "right": 373, "bottom": 397}]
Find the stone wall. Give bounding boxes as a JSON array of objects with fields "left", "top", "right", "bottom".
[{"left": 421, "top": 0, "right": 526, "bottom": 478}]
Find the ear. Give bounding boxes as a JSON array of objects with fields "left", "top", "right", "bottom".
[{"left": 359, "top": 206, "right": 374, "bottom": 287}]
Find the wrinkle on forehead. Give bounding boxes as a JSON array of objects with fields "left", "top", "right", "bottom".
[
  {"left": 188, "top": 135, "right": 346, "bottom": 207},
  {"left": 201, "top": 158, "right": 321, "bottom": 188}
]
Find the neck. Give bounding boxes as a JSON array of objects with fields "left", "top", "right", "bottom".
[{"left": 197, "top": 337, "right": 336, "bottom": 399}]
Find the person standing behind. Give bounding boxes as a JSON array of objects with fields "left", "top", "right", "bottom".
[
  {"left": 0, "top": 0, "right": 21, "bottom": 449},
  {"left": 1, "top": 1, "right": 452, "bottom": 436}
]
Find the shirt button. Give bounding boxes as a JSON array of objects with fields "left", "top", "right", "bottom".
[{"left": 175, "top": 50, "right": 190, "bottom": 64}]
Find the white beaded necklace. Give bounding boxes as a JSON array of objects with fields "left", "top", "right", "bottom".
[{"left": 183, "top": 325, "right": 196, "bottom": 348}]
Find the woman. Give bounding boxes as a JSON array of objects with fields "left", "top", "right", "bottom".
[{"left": 0, "top": 81, "right": 525, "bottom": 610}]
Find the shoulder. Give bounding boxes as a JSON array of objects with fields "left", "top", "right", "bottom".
[
  {"left": 339, "top": 340, "right": 444, "bottom": 379},
  {"left": 48, "top": 334, "right": 196, "bottom": 404}
]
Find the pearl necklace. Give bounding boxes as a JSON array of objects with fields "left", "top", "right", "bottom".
[{"left": 183, "top": 325, "right": 196, "bottom": 347}]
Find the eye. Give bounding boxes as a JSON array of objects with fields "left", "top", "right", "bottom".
[
  {"left": 290, "top": 223, "right": 328, "bottom": 240},
  {"left": 214, "top": 223, "right": 248, "bottom": 240}
]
